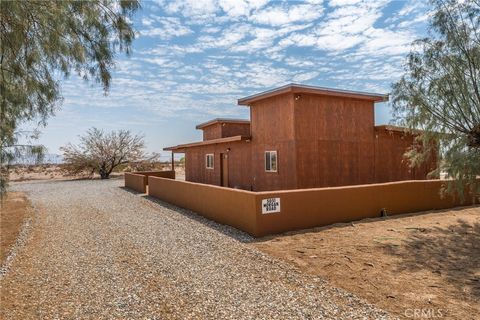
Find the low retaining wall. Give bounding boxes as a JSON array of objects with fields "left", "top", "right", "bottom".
[
  {"left": 125, "top": 171, "right": 175, "bottom": 193},
  {"left": 148, "top": 176, "right": 257, "bottom": 235},
  {"left": 254, "top": 180, "right": 468, "bottom": 236},
  {"left": 124, "top": 173, "right": 147, "bottom": 193},
  {"left": 146, "top": 177, "right": 474, "bottom": 237}
]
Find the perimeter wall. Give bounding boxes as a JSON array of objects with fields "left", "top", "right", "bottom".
[
  {"left": 142, "top": 177, "right": 474, "bottom": 237},
  {"left": 124, "top": 171, "right": 175, "bottom": 193}
]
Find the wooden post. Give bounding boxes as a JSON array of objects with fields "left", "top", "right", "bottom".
[{"left": 171, "top": 151, "right": 174, "bottom": 171}]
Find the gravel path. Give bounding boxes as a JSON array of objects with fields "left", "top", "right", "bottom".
[{"left": 1, "top": 179, "right": 391, "bottom": 319}]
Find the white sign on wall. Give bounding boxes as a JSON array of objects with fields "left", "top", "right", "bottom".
[{"left": 261, "top": 198, "right": 281, "bottom": 214}]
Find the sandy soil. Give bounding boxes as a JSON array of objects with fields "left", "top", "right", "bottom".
[
  {"left": 253, "top": 206, "right": 480, "bottom": 320},
  {"left": 0, "top": 180, "right": 388, "bottom": 319},
  {"left": 8, "top": 164, "right": 185, "bottom": 182},
  {"left": 8, "top": 165, "right": 120, "bottom": 182},
  {"left": 0, "top": 192, "right": 33, "bottom": 264}
]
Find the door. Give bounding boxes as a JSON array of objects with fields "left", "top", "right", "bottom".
[{"left": 221, "top": 153, "right": 229, "bottom": 187}]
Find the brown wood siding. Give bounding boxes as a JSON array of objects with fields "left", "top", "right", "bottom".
[
  {"left": 202, "top": 123, "right": 250, "bottom": 141},
  {"left": 222, "top": 123, "right": 251, "bottom": 138},
  {"left": 185, "top": 141, "right": 253, "bottom": 190},
  {"left": 202, "top": 124, "right": 222, "bottom": 141},
  {"left": 374, "top": 128, "right": 436, "bottom": 182},
  {"left": 250, "top": 93, "right": 297, "bottom": 191},
  {"left": 183, "top": 92, "right": 438, "bottom": 191},
  {"left": 294, "top": 94, "right": 375, "bottom": 188}
]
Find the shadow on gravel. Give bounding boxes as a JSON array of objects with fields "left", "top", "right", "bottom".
[
  {"left": 122, "top": 190, "right": 254, "bottom": 243},
  {"left": 251, "top": 206, "right": 476, "bottom": 243},
  {"left": 382, "top": 218, "right": 480, "bottom": 299},
  {"left": 119, "top": 186, "right": 144, "bottom": 195}
]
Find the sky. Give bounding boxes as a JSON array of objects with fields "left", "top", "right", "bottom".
[{"left": 25, "top": 0, "right": 432, "bottom": 161}]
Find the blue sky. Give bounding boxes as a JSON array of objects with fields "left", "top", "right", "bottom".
[{"left": 27, "top": 0, "right": 432, "bottom": 160}]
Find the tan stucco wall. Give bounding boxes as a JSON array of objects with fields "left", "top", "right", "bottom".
[
  {"left": 148, "top": 176, "right": 258, "bottom": 235},
  {"left": 125, "top": 171, "right": 175, "bottom": 193},
  {"left": 124, "top": 173, "right": 147, "bottom": 193},
  {"left": 144, "top": 177, "right": 474, "bottom": 237},
  {"left": 254, "top": 179, "right": 469, "bottom": 236}
]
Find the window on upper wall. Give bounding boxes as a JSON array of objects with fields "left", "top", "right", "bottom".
[
  {"left": 265, "top": 151, "right": 277, "bottom": 172},
  {"left": 206, "top": 154, "right": 214, "bottom": 169}
]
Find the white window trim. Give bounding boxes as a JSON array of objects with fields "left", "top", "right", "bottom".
[
  {"left": 206, "top": 154, "right": 214, "bottom": 169},
  {"left": 265, "top": 151, "right": 278, "bottom": 173}
]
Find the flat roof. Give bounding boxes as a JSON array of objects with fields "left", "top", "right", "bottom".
[
  {"left": 375, "top": 125, "right": 416, "bottom": 133},
  {"left": 195, "top": 118, "right": 250, "bottom": 129},
  {"left": 238, "top": 83, "right": 389, "bottom": 105},
  {"left": 164, "top": 135, "right": 251, "bottom": 152}
]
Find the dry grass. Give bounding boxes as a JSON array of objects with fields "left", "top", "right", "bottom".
[
  {"left": 253, "top": 206, "right": 480, "bottom": 320},
  {"left": 0, "top": 192, "right": 33, "bottom": 264}
]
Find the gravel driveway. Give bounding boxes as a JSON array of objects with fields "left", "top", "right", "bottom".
[{"left": 1, "top": 179, "right": 391, "bottom": 319}]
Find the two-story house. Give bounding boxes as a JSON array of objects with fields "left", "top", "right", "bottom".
[{"left": 165, "top": 84, "right": 437, "bottom": 191}]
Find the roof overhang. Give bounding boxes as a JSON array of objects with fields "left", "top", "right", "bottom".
[
  {"left": 195, "top": 118, "right": 250, "bottom": 129},
  {"left": 164, "top": 135, "right": 251, "bottom": 152},
  {"left": 238, "top": 83, "right": 389, "bottom": 105},
  {"left": 375, "top": 125, "right": 420, "bottom": 134}
]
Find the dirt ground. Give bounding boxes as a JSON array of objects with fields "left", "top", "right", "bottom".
[
  {"left": 0, "top": 192, "right": 33, "bottom": 264},
  {"left": 0, "top": 179, "right": 389, "bottom": 319},
  {"left": 8, "top": 164, "right": 122, "bottom": 182},
  {"left": 8, "top": 164, "right": 185, "bottom": 182},
  {"left": 253, "top": 206, "right": 480, "bottom": 320}
]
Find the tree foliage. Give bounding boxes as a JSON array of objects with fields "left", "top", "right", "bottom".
[
  {"left": 61, "top": 128, "right": 145, "bottom": 179},
  {"left": 392, "top": 0, "right": 480, "bottom": 199},
  {"left": 0, "top": 0, "right": 139, "bottom": 194}
]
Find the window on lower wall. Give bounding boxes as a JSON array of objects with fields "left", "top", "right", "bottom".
[
  {"left": 265, "top": 151, "right": 277, "bottom": 172},
  {"left": 206, "top": 154, "right": 214, "bottom": 169}
]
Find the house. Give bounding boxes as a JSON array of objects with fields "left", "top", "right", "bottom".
[{"left": 164, "top": 84, "right": 437, "bottom": 191}]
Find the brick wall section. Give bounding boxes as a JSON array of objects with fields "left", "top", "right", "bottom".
[{"left": 145, "top": 177, "right": 474, "bottom": 237}]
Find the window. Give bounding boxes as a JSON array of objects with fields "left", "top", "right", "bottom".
[
  {"left": 206, "top": 154, "right": 214, "bottom": 169},
  {"left": 265, "top": 151, "right": 277, "bottom": 172}
]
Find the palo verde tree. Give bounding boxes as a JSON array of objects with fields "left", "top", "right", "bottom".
[
  {"left": 392, "top": 0, "right": 480, "bottom": 199},
  {"left": 61, "top": 128, "right": 145, "bottom": 179},
  {"left": 0, "top": 0, "right": 140, "bottom": 195}
]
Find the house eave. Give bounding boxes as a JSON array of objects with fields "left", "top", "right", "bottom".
[
  {"left": 164, "top": 135, "right": 251, "bottom": 152},
  {"left": 195, "top": 118, "right": 250, "bottom": 130},
  {"left": 238, "top": 83, "right": 389, "bottom": 106}
]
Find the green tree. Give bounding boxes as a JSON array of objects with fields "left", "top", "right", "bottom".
[
  {"left": 392, "top": 0, "right": 480, "bottom": 200},
  {"left": 0, "top": 0, "right": 140, "bottom": 195},
  {"left": 61, "top": 128, "right": 145, "bottom": 179}
]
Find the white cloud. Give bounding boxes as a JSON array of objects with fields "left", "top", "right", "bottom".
[
  {"left": 140, "top": 17, "right": 192, "bottom": 39},
  {"left": 357, "top": 28, "right": 414, "bottom": 56},
  {"left": 33, "top": 0, "right": 435, "bottom": 156},
  {"left": 397, "top": 1, "right": 426, "bottom": 16},
  {"left": 279, "top": 32, "right": 364, "bottom": 51},
  {"left": 230, "top": 23, "right": 312, "bottom": 53},
  {"left": 201, "top": 26, "right": 222, "bottom": 33},
  {"left": 157, "top": 0, "right": 323, "bottom": 26},
  {"left": 218, "top": 0, "right": 269, "bottom": 17},
  {"left": 251, "top": 2, "right": 325, "bottom": 26},
  {"left": 164, "top": 0, "right": 218, "bottom": 20},
  {"left": 284, "top": 57, "right": 315, "bottom": 67},
  {"left": 328, "top": 0, "right": 363, "bottom": 6},
  {"left": 142, "top": 17, "right": 154, "bottom": 26},
  {"left": 397, "top": 11, "right": 431, "bottom": 28},
  {"left": 277, "top": 0, "right": 416, "bottom": 57},
  {"left": 293, "top": 71, "right": 320, "bottom": 82},
  {"left": 197, "top": 23, "right": 252, "bottom": 49}
]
